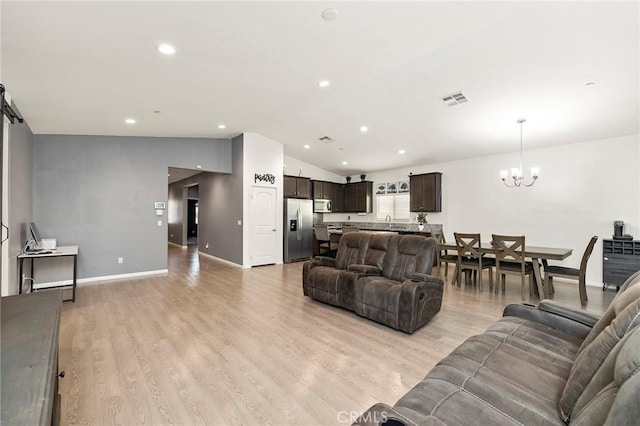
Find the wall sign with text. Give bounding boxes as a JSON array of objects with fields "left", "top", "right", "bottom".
[{"left": 255, "top": 173, "right": 276, "bottom": 184}]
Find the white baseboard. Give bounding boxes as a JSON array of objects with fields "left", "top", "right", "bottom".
[
  {"left": 168, "top": 241, "right": 185, "bottom": 248},
  {"left": 197, "top": 251, "right": 245, "bottom": 269},
  {"left": 33, "top": 269, "right": 168, "bottom": 289}
]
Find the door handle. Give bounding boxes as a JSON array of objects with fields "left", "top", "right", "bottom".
[{"left": 1, "top": 223, "right": 8, "bottom": 244}]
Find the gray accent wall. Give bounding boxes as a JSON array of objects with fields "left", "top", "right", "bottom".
[
  {"left": 7, "top": 106, "right": 34, "bottom": 294},
  {"left": 199, "top": 135, "right": 243, "bottom": 265},
  {"left": 33, "top": 135, "right": 231, "bottom": 279}
]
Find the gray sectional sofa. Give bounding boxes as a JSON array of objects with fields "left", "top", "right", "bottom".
[
  {"left": 302, "top": 232, "right": 444, "bottom": 334},
  {"left": 354, "top": 271, "right": 640, "bottom": 426}
]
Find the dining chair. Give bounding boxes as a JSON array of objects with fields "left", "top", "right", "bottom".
[
  {"left": 542, "top": 236, "right": 598, "bottom": 306},
  {"left": 436, "top": 232, "right": 458, "bottom": 281},
  {"left": 341, "top": 224, "right": 359, "bottom": 233},
  {"left": 492, "top": 234, "right": 535, "bottom": 300},
  {"left": 454, "top": 233, "right": 494, "bottom": 291},
  {"left": 314, "top": 225, "right": 338, "bottom": 257}
]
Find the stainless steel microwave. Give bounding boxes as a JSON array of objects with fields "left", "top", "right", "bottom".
[{"left": 313, "top": 199, "right": 332, "bottom": 213}]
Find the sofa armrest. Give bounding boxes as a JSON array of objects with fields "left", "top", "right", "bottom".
[
  {"left": 397, "top": 275, "right": 444, "bottom": 333},
  {"left": 352, "top": 403, "right": 446, "bottom": 426},
  {"left": 503, "top": 300, "right": 599, "bottom": 339},
  {"left": 409, "top": 273, "right": 430, "bottom": 282},
  {"left": 348, "top": 264, "right": 382, "bottom": 275},
  {"left": 538, "top": 300, "right": 600, "bottom": 328}
]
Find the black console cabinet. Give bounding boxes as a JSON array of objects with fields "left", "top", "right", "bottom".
[
  {"left": 1, "top": 290, "right": 63, "bottom": 425},
  {"left": 603, "top": 239, "right": 640, "bottom": 290}
]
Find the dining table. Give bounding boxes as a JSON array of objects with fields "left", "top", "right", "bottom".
[{"left": 439, "top": 242, "right": 573, "bottom": 299}]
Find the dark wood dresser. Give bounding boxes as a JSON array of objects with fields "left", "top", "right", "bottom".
[
  {"left": 603, "top": 239, "right": 640, "bottom": 290},
  {"left": 1, "top": 289, "right": 63, "bottom": 425}
]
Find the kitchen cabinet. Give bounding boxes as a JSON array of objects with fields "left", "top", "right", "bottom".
[
  {"left": 284, "top": 175, "right": 311, "bottom": 199},
  {"left": 312, "top": 180, "right": 334, "bottom": 199},
  {"left": 603, "top": 239, "right": 640, "bottom": 290},
  {"left": 410, "top": 172, "right": 442, "bottom": 212},
  {"left": 312, "top": 180, "right": 344, "bottom": 212},
  {"left": 333, "top": 184, "right": 344, "bottom": 212},
  {"left": 344, "top": 181, "right": 373, "bottom": 213}
]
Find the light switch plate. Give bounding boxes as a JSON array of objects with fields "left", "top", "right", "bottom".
[
  {"left": 156, "top": 209, "right": 163, "bottom": 216},
  {"left": 157, "top": 220, "right": 162, "bottom": 227}
]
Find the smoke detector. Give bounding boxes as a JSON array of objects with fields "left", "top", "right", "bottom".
[
  {"left": 318, "top": 136, "right": 335, "bottom": 143},
  {"left": 440, "top": 91, "right": 469, "bottom": 107}
]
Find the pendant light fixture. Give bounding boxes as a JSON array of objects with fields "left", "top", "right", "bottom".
[{"left": 500, "top": 119, "right": 539, "bottom": 187}]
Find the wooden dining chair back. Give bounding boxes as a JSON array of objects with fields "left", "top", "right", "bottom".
[
  {"left": 454, "top": 233, "right": 493, "bottom": 291},
  {"left": 436, "top": 231, "right": 457, "bottom": 280},
  {"left": 314, "top": 226, "right": 338, "bottom": 257},
  {"left": 543, "top": 236, "right": 598, "bottom": 306},
  {"left": 342, "top": 225, "right": 359, "bottom": 233},
  {"left": 492, "top": 234, "right": 533, "bottom": 300}
]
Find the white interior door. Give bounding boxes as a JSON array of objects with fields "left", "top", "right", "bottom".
[{"left": 250, "top": 186, "right": 277, "bottom": 266}]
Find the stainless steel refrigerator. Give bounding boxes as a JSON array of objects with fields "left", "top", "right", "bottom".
[{"left": 284, "top": 199, "right": 313, "bottom": 263}]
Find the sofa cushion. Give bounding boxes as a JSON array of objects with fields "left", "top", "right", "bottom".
[
  {"left": 382, "top": 236, "right": 436, "bottom": 282},
  {"left": 568, "top": 327, "right": 640, "bottom": 425},
  {"left": 558, "top": 281, "right": 640, "bottom": 422},
  {"left": 393, "top": 328, "right": 577, "bottom": 425},
  {"left": 364, "top": 234, "right": 392, "bottom": 270},
  {"left": 335, "top": 233, "right": 371, "bottom": 270},
  {"left": 353, "top": 277, "right": 402, "bottom": 330}
]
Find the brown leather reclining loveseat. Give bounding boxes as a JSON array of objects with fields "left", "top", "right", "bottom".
[
  {"left": 302, "top": 232, "right": 444, "bottom": 334},
  {"left": 353, "top": 270, "right": 640, "bottom": 426}
]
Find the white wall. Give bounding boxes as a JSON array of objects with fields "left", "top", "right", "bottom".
[
  {"left": 284, "top": 155, "right": 344, "bottom": 183},
  {"left": 328, "top": 134, "right": 640, "bottom": 286},
  {"left": 242, "top": 133, "right": 284, "bottom": 267}
]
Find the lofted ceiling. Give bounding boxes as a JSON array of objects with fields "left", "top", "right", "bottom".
[{"left": 2, "top": 1, "right": 638, "bottom": 176}]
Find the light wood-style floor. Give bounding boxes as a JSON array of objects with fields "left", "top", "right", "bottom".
[{"left": 59, "top": 245, "right": 615, "bottom": 426}]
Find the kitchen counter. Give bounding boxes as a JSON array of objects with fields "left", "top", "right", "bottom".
[{"left": 323, "top": 221, "right": 442, "bottom": 235}]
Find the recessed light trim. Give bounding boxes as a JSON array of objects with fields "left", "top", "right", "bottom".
[
  {"left": 318, "top": 80, "right": 330, "bottom": 88},
  {"left": 157, "top": 43, "right": 176, "bottom": 55},
  {"left": 217, "top": 124, "right": 226, "bottom": 129},
  {"left": 342, "top": 161, "right": 348, "bottom": 165},
  {"left": 585, "top": 82, "right": 596, "bottom": 87},
  {"left": 398, "top": 149, "right": 406, "bottom": 154},
  {"left": 303, "top": 144, "right": 310, "bottom": 149},
  {"left": 125, "top": 118, "right": 136, "bottom": 124},
  {"left": 321, "top": 8, "right": 338, "bottom": 21},
  {"left": 360, "top": 126, "right": 368, "bottom": 133}
]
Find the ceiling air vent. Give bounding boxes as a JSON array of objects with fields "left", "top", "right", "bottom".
[
  {"left": 440, "top": 91, "right": 469, "bottom": 107},
  {"left": 318, "top": 136, "right": 335, "bottom": 143}
]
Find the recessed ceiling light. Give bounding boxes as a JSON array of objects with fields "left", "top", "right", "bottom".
[
  {"left": 125, "top": 118, "right": 136, "bottom": 124},
  {"left": 153, "top": 110, "right": 161, "bottom": 114},
  {"left": 304, "top": 144, "right": 310, "bottom": 149},
  {"left": 342, "top": 161, "right": 348, "bottom": 165},
  {"left": 318, "top": 80, "right": 330, "bottom": 88},
  {"left": 398, "top": 149, "right": 406, "bottom": 154},
  {"left": 360, "top": 126, "right": 368, "bottom": 133},
  {"left": 157, "top": 43, "right": 176, "bottom": 55},
  {"left": 585, "top": 82, "right": 596, "bottom": 87},
  {"left": 321, "top": 8, "right": 338, "bottom": 21},
  {"left": 217, "top": 124, "right": 226, "bottom": 129}
]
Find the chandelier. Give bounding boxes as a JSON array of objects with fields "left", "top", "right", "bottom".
[{"left": 500, "top": 119, "right": 539, "bottom": 187}]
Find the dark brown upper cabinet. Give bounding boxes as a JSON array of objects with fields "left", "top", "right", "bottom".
[
  {"left": 343, "top": 181, "right": 373, "bottom": 213},
  {"left": 284, "top": 175, "right": 312, "bottom": 199},
  {"left": 409, "top": 172, "right": 442, "bottom": 212}
]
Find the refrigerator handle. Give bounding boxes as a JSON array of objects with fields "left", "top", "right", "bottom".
[{"left": 297, "top": 209, "right": 302, "bottom": 240}]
